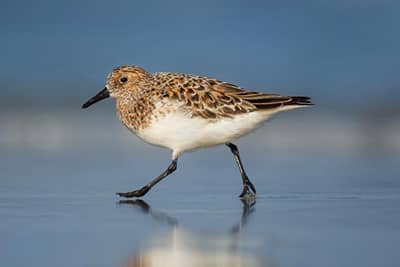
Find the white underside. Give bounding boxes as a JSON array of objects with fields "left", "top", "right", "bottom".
[{"left": 135, "top": 105, "right": 303, "bottom": 159}]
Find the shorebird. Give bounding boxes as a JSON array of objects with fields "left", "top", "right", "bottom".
[{"left": 82, "top": 65, "right": 312, "bottom": 198}]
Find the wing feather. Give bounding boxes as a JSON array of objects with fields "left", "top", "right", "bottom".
[{"left": 152, "top": 72, "right": 312, "bottom": 119}]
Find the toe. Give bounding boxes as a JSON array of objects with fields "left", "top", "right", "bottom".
[
  {"left": 116, "top": 192, "right": 129, "bottom": 198},
  {"left": 239, "top": 186, "right": 249, "bottom": 198}
]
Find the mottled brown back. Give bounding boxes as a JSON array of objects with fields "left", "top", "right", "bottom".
[{"left": 151, "top": 72, "right": 312, "bottom": 119}]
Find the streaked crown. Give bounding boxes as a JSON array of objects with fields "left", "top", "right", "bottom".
[{"left": 106, "top": 65, "right": 151, "bottom": 97}]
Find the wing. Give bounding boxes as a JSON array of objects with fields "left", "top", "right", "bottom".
[{"left": 152, "top": 72, "right": 312, "bottom": 119}]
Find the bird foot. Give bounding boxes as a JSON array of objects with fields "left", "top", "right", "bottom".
[
  {"left": 239, "top": 182, "right": 257, "bottom": 199},
  {"left": 116, "top": 185, "right": 151, "bottom": 198}
]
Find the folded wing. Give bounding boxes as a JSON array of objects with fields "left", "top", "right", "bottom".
[{"left": 155, "top": 73, "right": 312, "bottom": 119}]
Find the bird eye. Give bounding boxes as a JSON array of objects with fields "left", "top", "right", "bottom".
[{"left": 120, "top": 77, "right": 128, "bottom": 83}]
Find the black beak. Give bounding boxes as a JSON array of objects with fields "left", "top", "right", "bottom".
[{"left": 82, "top": 87, "right": 110, "bottom": 109}]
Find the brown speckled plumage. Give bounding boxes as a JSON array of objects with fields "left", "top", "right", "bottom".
[{"left": 106, "top": 65, "right": 312, "bottom": 131}]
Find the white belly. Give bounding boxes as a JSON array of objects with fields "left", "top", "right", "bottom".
[{"left": 135, "top": 110, "right": 273, "bottom": 159}]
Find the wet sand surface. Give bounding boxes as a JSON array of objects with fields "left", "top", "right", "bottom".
[{"left": 1, "top": 147, "right": 399, "bottom": 267}]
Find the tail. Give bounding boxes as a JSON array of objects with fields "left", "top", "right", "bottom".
[
  {"left": 246, "top": 95, "right": 313, "bottom": 110},
  {"left": 287, "top": 96, "right": 313, "bottom": 106}
]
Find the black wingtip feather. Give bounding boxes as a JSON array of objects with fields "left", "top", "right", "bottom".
[{"left": 289, "top": 96, "right": 313, "bottom": 106}]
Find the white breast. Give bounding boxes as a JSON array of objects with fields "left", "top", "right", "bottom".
[{"left": 135, "top": 106, "right": 279, "bottom": 159}]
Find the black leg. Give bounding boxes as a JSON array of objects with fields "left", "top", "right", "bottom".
[
  {"left": 226, "top": 143, "right": 256, "bottom": 197},
  {"left": 117, "top": 159, "right": 178, "bottom": 198}
]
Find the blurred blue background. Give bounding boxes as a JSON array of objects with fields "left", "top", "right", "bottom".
[
  {"left": 1, "top": 0, "right": 399, "bottom": 154},
  {"left": 1, "top": 0, "right": 400, "bottom": 110},
  {"left": 1, "top": 1, "right": 399, "bottom": 267}
]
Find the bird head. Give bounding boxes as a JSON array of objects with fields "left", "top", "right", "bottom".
[{"left": 82, "top": 65, "right": 150, "bottom": 109}]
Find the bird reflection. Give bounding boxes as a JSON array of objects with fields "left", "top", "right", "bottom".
[{"left": 118, "top": 199, "right": 260, "bottom": 267}]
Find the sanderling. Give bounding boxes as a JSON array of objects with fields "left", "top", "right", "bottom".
[{"left": 82, "top": 65, "right": 312, "bottom": 198}]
